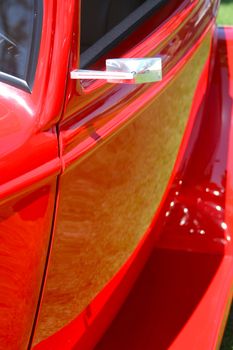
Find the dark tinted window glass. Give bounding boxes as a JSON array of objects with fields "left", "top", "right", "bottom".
[
  {"left": 80, "top": 0, "right": 168, "bottom": 68},
  {"left": 0, "top": 0, "right": 42, "bottom": 90},
  {"left": 80, "top": 0, "right": 145, "bottom": 54}
]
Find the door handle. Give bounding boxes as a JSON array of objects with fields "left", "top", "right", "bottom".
[{"left": 70, "top": 58, "right": 162, "bottom": 84}]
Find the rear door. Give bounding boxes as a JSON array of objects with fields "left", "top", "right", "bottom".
[{"left": 33, "top": 0, "right": 217, "bottom": 347}]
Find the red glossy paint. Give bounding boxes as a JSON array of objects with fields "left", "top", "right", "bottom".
[
  {"left": 155, "top": 25, "right": 233, "bottom": 255},
  {"left": 0, "top": 1, "right": 75, "bottom": 348},
  {"left": 0, "top": 0, "right": 75, "bottom": 196},
  {"left": 95, "top": 27, "right": 233, "bottom": 350},
  {"left": 31, "top": 1, "right": 233, "bottom": 349},
  {"left": 0, "top": 181, "right": 57, "bottom": 349},
  {"left": 0, "top": 0, "right": 232, "bottom": 349},
  {"left": 34, "top": 25, "right": 233, "bottom": 350},
  {"left": 61, "top": 0, "right": 217, "bottom": 168}
]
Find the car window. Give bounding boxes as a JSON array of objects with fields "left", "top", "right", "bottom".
[
  {"left": 80, "top": 0, "right": 168, "bottom": 68},
  {"left": 0, "top": 0, "right": 43, "bottom": 91}
]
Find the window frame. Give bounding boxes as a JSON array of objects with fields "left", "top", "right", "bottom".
[{"left": 0, "top": 0, "right": 43, "bottom": 93}]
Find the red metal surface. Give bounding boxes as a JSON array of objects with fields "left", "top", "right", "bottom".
[
  {"left": 0, "top": 0, "right": 75, "bottom": 195},
  {"left": 0, "top": 181, "right": 57, "bottom": 349},
  {"left": 95, "top": 251, "right": 233, "bottom": 350},
  {"left": 31, "top": 1, "right": 233, "bottom": 350},
  {"left": 0, "top": 0, "right": 232, "bottom": 349},
  {"left": 61, "top": 0, "right": 217, "bottom": 167},
  {"left": 34, "top": 25, "right": 233, "bottom": 350},
  {"left": 155, "top": 25, "right": 233, "bottom": 255},
  {"left": 0, "top": 1, "right": 75, "bottom": 348},
  {"left": 94, "top": 27, "right": 233, "bottom": 350}
]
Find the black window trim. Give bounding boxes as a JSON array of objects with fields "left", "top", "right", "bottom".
[{"left": 0, "top": 0, "right": 43, "bottom": 93}]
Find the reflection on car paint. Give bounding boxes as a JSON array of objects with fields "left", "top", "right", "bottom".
[
  {"left": 33, "top": 30, "right": 212, "bottom": 346},
  {"left": 157, "top": 28, "right": 232, "bottom": 253}
]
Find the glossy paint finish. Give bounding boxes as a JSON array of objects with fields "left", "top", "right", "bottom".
[
  {"left": 0, "top": 0, "right": 75, "bottom": 196},
  {"left": 95, "top": 27, "right": 233, "bottom": 350},
  {"left": 95, "top": 251, "right": 233, "bottom": 350},
  {"left": 34, "top": 25, "right": 233, "bottom": 350},
  {"left": 61, "top": 0, "right": 217, "bottom": 167},
  {"left": 155, "top": 24, "right": 233, "bottom": 255},
  {"left": 0, "top": 1, "right": 76, "bottom": 349},
  {"left": 1, "top": 0, "right": 231, "bottom": 349},
  {"left": 0, "top": 181, "right": 57, "bottom": 350},
  {"left": 32, "top": 1, "right": 225, "bottom": 348}
]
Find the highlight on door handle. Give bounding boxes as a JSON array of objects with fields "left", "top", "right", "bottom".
[{"left": 70, "top": 58, "right": 162, "bottom": 84}]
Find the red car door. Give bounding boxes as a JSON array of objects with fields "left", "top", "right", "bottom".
[
  {"left": 32, "top": 0, "right": 233, "bottom": 349},
  {"left": 0, "top": 1, "right": 73, "bottom": 349}
]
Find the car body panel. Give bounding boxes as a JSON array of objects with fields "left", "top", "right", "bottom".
[
  {"left": 95, "top": 26, "right": 233, "bottom": 350},
  {"left": 30, "top": 1, "right": 233, "bottom": 349},
  {"left": 0, "top": 180, "right": 57, "bottom": 349},
  {"left": 0, "top": 0, "right": 232, "bottom": 349},
  {"left": 0, "top": 0, "right": 75, "bottom": 198},
  {"left": 0, "top": 1, "right": 74, "bottom": 349},
  {"left": 33, "top": 32, "right": 212, "bottom": 344},
  {"left": 33, "top": 25, "right": 233, "bottom": 350}
]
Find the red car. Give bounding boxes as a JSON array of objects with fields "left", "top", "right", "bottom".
[{"left": 0, "top": 0, "right": 233, "bottom": 349}]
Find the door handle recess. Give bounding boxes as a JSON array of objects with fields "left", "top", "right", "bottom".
[{"left": 70, "top": 58, "right": 162, "bottom": 84}]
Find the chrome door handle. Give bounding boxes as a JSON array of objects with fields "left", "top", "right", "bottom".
[{"left": 70, "top": 58, "right": 162, "bottom": 84}]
